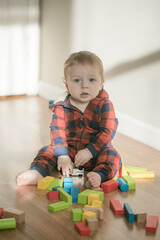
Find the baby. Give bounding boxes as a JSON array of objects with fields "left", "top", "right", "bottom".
[{"left": 17, "top": 51, "right": 121, "bottom": 188}]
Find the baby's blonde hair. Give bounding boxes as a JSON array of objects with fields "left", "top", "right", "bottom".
[{"left": 64, "top": 51, "right": 104, "bottom": 82}]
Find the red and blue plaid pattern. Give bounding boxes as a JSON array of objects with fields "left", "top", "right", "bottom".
[{"left": 31, "top": 88, "right": 121, "bottom": 182}]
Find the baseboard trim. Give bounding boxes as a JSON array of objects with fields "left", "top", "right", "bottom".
[
  {"left": 38, "top": 81, "right": 160, "bottom": 151},
  {"left": 117, "top": 111, "right": 160, "bottom": 151}
]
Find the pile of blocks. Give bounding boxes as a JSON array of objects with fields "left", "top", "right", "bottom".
[
  {"left": 0, "top": 207, "right": 25, "bottom": 230},
  {"left": 110, "top": 199, "right": 159, "bottom": 233}
]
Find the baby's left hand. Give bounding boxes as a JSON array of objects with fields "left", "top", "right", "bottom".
[{"left": 74, "top": 148, "right": 93, "bottom": 167}]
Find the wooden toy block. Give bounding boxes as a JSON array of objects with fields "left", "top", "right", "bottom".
[
  {"left": 78, "top": 189, "right": 104, "bottom": 205},
  {"left": 71, "top": 208, "right": 82, "bottom": 222},
  {"left": 88, "top": 193, "right": 99, "bottom": 205},
  {"left": 57, "top": 188, "right": 72, "bottom": 206},
  {"left": 124, "top": 203, "right": 134, "bottom": 223},
  {"left": 82, "top": 208, "right": 103, "bottom": 220},
  {"left": 82, "top": 211, "right": 96, "bottom": 223},
  {"left": 38, "top": 176, "right": 55, "bottom": 190},
  {"left": 122, "top": 164, "right": 128, "bottom": 177},
  {"left": 122, "top": 176, "right": 136, "bottom": 190},
  {"left": 128, "top": 171, "right": 155, "bottom": 179},
  {"left": 117, "top": 178, "right": 129, "bottom": 192},
  {"left": 84, "top": 205, "right": 94, "bottom": 208},
  {"left": 92, "top": 200, "right": 102, "bottom": 208},
  {"left": 134, "top": 212, "right": 147, "bottom": 223},
  {"left": 110, "top": 200, "right": 124, "bottom": 215},
  {"left": 101, "top": 179, "right": 118, "bottom": 193},
  {"left": 146, "top": 216, "right": 159, "bottom": 233},
  {"left": 47, "top": 178, "right": 63, "bottom": 191},
  {"left": 48, "top": 201, "right": 69, "bottom": 212},
  {"left": 0, "top": 218, "right": 16, "bottom": 230},
  {"left": 63, "top": 182, "right": 73, "bottom": 189},
  {"left": 86, "top": 217, "right": 98, "bottom": 231},
  {"left": 3, "top": 208, "right": 25, "bottom": 224},
  {"left": 125, "top": 166, "right": 147, "bottom": 173},
  {"left": 74, "top": 222, "right": 90, "bottom": 236},
  {"left": 63, "top": 177, "right": 73, "bottom": 183},
  {"left": 0, "top": 208, "right": 3, "bottom": 219},
  {"left": 46, "top": 191, "right": 59, "bottom": 200},
  {"left": 71, "top": 188, "right": 80, "bottom": 202}
]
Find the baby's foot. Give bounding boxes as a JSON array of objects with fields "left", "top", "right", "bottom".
[
  {"left": 16, "top": 170, "right": 43, "bottom": 186},
  {"left": 86, "top": 172, "right": 101, "bottom": 188}
]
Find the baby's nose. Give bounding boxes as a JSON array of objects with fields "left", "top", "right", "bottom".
[{"left": 81, "top": 80, "right": 88, "bottom": 88}]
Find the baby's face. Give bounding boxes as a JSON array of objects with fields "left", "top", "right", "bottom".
[{"left": 65, "top": 63, "right": 103, "bottom": 104}]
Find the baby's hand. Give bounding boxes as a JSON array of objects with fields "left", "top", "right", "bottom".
[
  {"left": 74, "top": 148, "right": 93, "bottom": 167},
  {"left": 57, "top": 155, "right": 73, "bottom": 177}
]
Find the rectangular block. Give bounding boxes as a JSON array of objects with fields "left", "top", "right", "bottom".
[
  {"left": 48, "top": 201, "right": 69, "bottom": 212},
  {"left": 135, "top": 212, "right": 147, "bottom": 223},
  {"left": 74, "top": 222, "right": 90, "bottom": 236},
  {"left": 72, "top": 208, "right": 82, "bottom": 222},
  {"left": 82, "top": 208, "right": 103, "bottom": 220},
  {"left": 88, "top": 193, "right": 99, "bottom": 205},
  {"left": 37, "top": 176, "right": 55, "bottom": 190},
  {"left": 46, "top": 191, "right": 59, "bottom": 200},
  {"left": 63, "top": 177, "right": 73, "bottom": 183},
  {"left": 71, "top": 188, "right": 80, "bottom": 202},
  {"left": 146, "top": 216, "right": 159, "bottom": 233},
  {"left": 0, "top": 208, "right": 3, "bottom": 219},
  {"left": 101, "top": 179, "right": 118, "bottom": 193},
  {"left": 47, "top": 178, "right": 63, "bottom": 191},
  {"left": 3, "top": 208, "right": 25, "bottom": 224},
  {"left": 0, "top": 218, "right": 16, "bottom": 230},
  {"left": 122, "top": 176, "right": 136, "bottom": 190},
  {"left": 57, "top": 188, "right": 72, "bottom": 206},
  {"left": 128, "top": 171, "right": 155, "bottom": 179},
  {"left": 78, "top": 189, "right": 104, "bottom": 205},
  {"left": 125, "top": 166, "right": 147, "bottom": 173},
  {"left": 86, "top": 217, "right": 98, "bottom": 231},
  {"left": 82, "top": 211, "right": 96, "bottom": 222},
  {"left": 110, "top": 200, "right": 124, "bottom": 215},
  {"left": 124, "top": 203, "right": 134, "bottom": 223},
  {"left": 92, "top": 200, "right": 102, "bottom": 208}
]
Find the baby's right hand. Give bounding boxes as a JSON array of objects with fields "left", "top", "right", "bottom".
[{"left": 57, "top": 156, "right": 73, "bottom": 177}]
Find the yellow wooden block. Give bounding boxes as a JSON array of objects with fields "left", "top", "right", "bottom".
[
  {"left": 128, "top": 171, "right": 155, "bottom": 179},
  {"left": 82, "top": 211, "right": 96, "bottom": 222},
  {"left": 37, "top": 176, "right": 55, "bottom": 190},
  {"left": 92, "top": 200, "right": 102, "bottom": 208},
  {"left": 84, "top": 205, "right": 93, "bottom": 208},
  {"left": 122, "top": 164, "right": 128, "bottom": 177},
  {"left": 88, "top": 193, "right": 99, "bottom": 205}
]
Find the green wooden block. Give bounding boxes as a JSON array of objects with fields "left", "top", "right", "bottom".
[
  {"left": 48, "top": 201, "right": 69, "bottom": 212},
  {"left": 125, "top": 166, "right": 147, "bottom": 173},
  {"left": 47, "top": 178, "right": 63, "bottom": 191},
  {"left": 57, "top": 188, "right": 72, "bottom": 206},
  {"left": 0, "top": 218, "right": 16, "bottom": 230},
  {"left": 71, "top": 208, "right": 82, "bottom": 222},
  {"left": 122, "top": 176, "right": 136, "bottom": 190},
  {"left": 78, "top": 189, "right": 104, "bottom": 204}
]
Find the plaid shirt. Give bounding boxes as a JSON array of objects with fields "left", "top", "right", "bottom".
[{"left": 49, "top": 88, "right": 118, "bottom": 160}]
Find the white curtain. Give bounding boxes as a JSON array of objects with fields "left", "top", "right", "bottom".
[{"left": 0, "top": 0, "right": 39, "bottom": 96}]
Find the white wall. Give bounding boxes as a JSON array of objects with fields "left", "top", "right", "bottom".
[{"left": 39, "top": 0, "right": 160, "bottom": 150}]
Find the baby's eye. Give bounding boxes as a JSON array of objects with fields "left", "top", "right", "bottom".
[
  {"left": 74, "top": 79, "right": 80, "bottom": 83},
  {"left": 89, "top": 78, "right": 95, "bottom": 82}
]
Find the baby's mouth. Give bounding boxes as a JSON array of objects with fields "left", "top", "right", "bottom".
[{"left": 80, "top": 93, "right": 89, "bottom": 97}]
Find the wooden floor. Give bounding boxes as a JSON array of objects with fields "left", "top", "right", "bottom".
[{"left": 0, "top": 96, "right": 160, "bottom": 240}]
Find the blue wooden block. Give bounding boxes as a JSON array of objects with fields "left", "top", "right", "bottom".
[
  {"left": 117, "top": 178, "right": 129, "bottom": 192},
  {"left": 52, "top": 186, "right": 63, "bottom": 191},
  {"left": 62, "top": 188, "right": 71, "bottom": 194},
  {"left": 63, "top": 177, "right": 73, "bottom": 183},
  {"left": 71, "top": 188, "right": 80, "bottom": 202},
  {"left": 124, "top": 203, "right": 134, "bottom": 223},
  {"left": 64, "top": 182, "right": 73, "bottom": 189}
]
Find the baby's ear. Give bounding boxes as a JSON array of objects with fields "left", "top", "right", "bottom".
[{"left": 63, "top": 78, "right": 68, "bottom": 90}]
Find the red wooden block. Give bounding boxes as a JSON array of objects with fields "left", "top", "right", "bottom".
[
  {"left": 74, "top": 222, "right": 91, "bottom": 236},
  {"left": 46, "top": 191, "right": 59, "bottom": 200},
  {"left": 146, "top": 216, "right": 159, "bottom": 233},
  {"left": 101, "top": 180, "right": 118, "bottom": 193},
  {"left": 110, "top": 199, "right": 124, "bottom": 215},
  {"left": 0, "top": 208, "right": 3, "bottom": 218}
]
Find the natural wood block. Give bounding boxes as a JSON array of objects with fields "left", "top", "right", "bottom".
[
  {"left": 3, "top": 208, "right": 25, "bottom": 224},
  {"left": 134, "top": 212, "right": 147, "bottom": 223},
  {"left": 86, "top": 217, "right": 98, "bottom": 231}
]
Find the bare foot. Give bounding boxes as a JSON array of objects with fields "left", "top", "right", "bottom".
[
  {"left": 86, "top": 172, "right": 101, "bottom": 188},
  {"left": 16, "top": 170, "right": 43, "bottom": 186}
]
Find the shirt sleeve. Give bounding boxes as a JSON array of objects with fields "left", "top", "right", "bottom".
[
  {"left": 86, "top": 99, "right": 118, "bottom": 158},
  {"left": 49, "top": 105, "right": 69, "bottom": 157}
]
